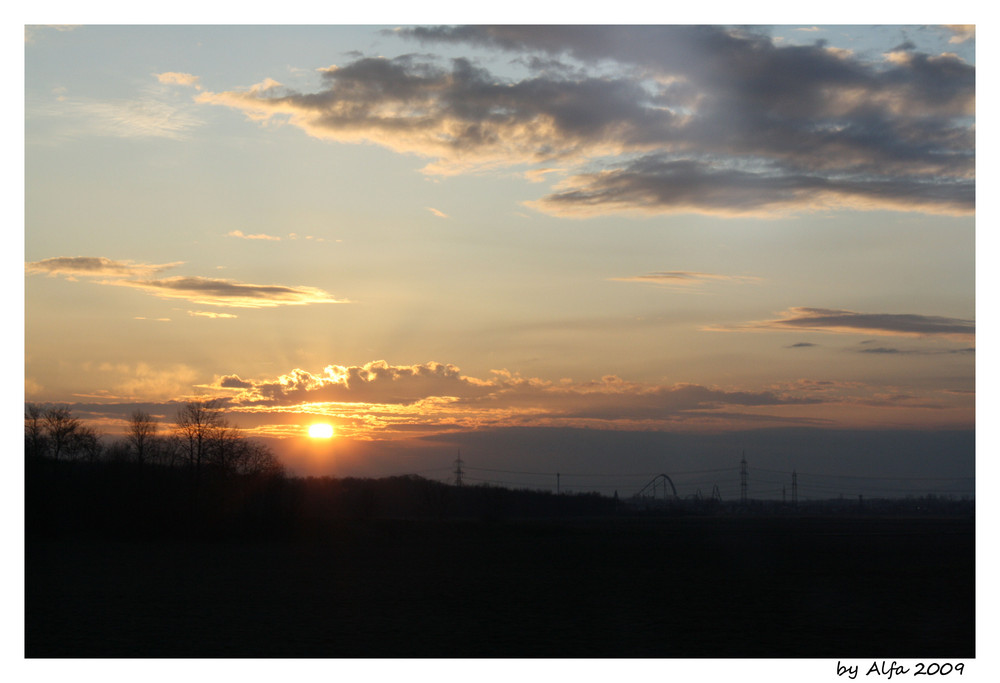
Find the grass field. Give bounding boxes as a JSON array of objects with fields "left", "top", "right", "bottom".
[{"left": 25, "top": 515, "right": 974, "bottom": 658}]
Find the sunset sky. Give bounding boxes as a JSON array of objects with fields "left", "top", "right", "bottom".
[{"left": 23, "top": 23, "right": 977, "bottom": 496}]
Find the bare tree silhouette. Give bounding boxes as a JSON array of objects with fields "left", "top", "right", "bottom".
[
  {"left": 42, "top": 406, "right": 80, "bottom": 461},
  {"left": 24, "top": 403, "right": 103, "bottom": 461},
  {"left": 24, "top": 403, "right": 47, "bottom": 460},
  {"left": 215, "top": 430, "right": 284, "bottom": 477},
  {"left": 127, "top": 409, "right": 158, "bottom": 465},
  {"left": 71, "top": 424, "right": 102, "bottom": 463},
  {"left": 175, "top": 399, "right": 226, "bottom": 476},
  {"left": 174, "top": 399, "right": 283, "bottom": 478}
]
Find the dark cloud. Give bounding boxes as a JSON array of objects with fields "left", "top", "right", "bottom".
[
  {"left": 219, "top": 375, "right": 254, "bottom": 389},
  {"left": 788, "top": 342, "right": 818, "bottom": 348},
  {"left": 406, "top": 26, "right": 974, "bottom": 212},
  {"left": 201, "top": 55, "right": 672, "bottom": 172},
  {"left": 123, "top": 276, "right": 344, "bottom": 308},
  {"left": 729, "top": 307, "right": 974, "bottom": 339},
  {"left": 859, "top": 346, "right": 907, "bottom": 354},
  {"left": 197, "top": 25, "right": 972, "bottom": 217},
  {"left": 26, "top": 255, "right": 345, "bottom": 309},
  {"left": 531, "top": 155, "right": 973, "bottom": 217},
  {"left": 856, "top": 345, "right": 976, "bottom": 356},
  {"left": 403, "top": 26, "right": 973, "bottom": 121},
  {"left": 231, "top": 361, "right": 494, "bottom": 406}
]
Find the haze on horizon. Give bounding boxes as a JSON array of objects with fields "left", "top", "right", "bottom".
[{"left": 24, "top": 24, "right": 975, "bottom": 496}]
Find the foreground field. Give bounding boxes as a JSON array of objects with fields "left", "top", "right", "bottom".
[{"left": 26, "top": 515, "right": 974, "bottom": 658}]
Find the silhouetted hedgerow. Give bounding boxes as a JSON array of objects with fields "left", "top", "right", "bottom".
[{"left": 26, "top": 456, "right": 623, "bottom": 542}]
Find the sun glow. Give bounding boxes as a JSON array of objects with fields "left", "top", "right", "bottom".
[{"left": 307, "top": 423, "right": 334, "bottom": 439}]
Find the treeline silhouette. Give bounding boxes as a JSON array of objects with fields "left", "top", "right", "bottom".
[
  {"left": 25, "top": 401, "right": 284, "bottom": 474},
  {"left": 25, "top": 402, "right": 973, "bottom": 543},
  {"left": 25, "top": 403, "right": 616, "bottom": 542}
]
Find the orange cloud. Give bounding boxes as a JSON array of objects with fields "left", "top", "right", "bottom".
[{"left": 211, "top": 361, "right": 843, "bottom": 439}]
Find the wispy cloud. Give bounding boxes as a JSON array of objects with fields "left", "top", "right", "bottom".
[
  {"left": 714, "top": 307, "right": 975, "bottom": 340},
  {"left": 228, "top": 230, "right": 282, "bottom": 241},
  {"left": 192, "top": 26, "right": 973, "bottom": 217},
  {"left": 31, "top": 84, "right": 204, "bottom": 141},
  {"left": 426, "top": 207, "right": 449, "bottom": 218},
  {"left": 156, "top": 72, "right": 202, "bottom": 89},
  {"left": 83, "top": 362, "right": 201, "bottom": 402},
  {"left": 26, "top": 256, "right": 182, "bottom": 279},
  {"left": 27, "top": 256, "right": 346, "bottom": 308},
  {"left": 189, "top": 311, "right": 239, "bottom": 319},
  {"left": 25, "top": 25, "right": 78, "bottom": 43},
  {"left": 859, "top": 346, "right": 910, "bottom": 354},
  {"left": 610, "top": 270, "right": 760, "bottom": 288},
  {"left": 855, "top": 344, "right": 975, "bottom": 356},
  {"left": 945, "top": 25, "right": 975, "bottom": 44}
]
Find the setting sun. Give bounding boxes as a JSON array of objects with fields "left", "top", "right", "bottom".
[{"left": 307, "top": 423, "right": 334, "bottom": 439}]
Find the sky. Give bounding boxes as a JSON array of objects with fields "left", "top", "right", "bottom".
[{"left": 22, "top": 23, "right": 977, "bottom": 497}]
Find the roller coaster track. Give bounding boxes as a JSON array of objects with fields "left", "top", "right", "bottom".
[{"left": 633, "top": 473, "right": 678, "bottom": 501}]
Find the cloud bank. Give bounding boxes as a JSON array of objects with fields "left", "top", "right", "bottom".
[
  {"left": 52, "top": 358, "right": 973, "bottom": 441},
  {"left": 193, "top": 25, "right": 973, "bottom": 217},
  {"left": 201, "top": 359, "right": 971, "bottom": 438}
]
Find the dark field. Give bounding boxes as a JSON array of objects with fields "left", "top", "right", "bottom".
[{"left": 26, "top": 515, "right": 974, "bottom": 658}]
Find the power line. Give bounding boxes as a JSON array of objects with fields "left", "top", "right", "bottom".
[
  {"left": 463, "top": 465, "right": 738, "bottom": 478},
  {"left": 433, "top": 453, "right": 973, "bottom": 500},
  {"left": 752, "top": 466, "right": 973, "bottom": 482},
  {"left": 463, "top": 465, "right": 650, "bottom": 477}
]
